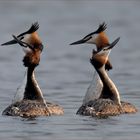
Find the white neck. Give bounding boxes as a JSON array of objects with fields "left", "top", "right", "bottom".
[
  {"left": 97, "top": 66, "right": 121, "bottom": 105},
  {"left": 32, "top": 71, "right": 46, "bottom": 104}
]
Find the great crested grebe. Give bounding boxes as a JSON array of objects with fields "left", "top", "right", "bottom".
[
  {"left": 77, "top": 38, "right": 137, "bottom": 117},
  {"left": 2, "top": 22, "right": 63, "bottom": 117},
  {"left": 70, "top": 23, "right": 112, "bottom": 105}
]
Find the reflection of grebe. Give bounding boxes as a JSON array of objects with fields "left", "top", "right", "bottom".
[
  {"left": 70, "top": 23, "right": 112, "bottom": 105},
  {"left": 76, "top": 38, "right": 137, "bottom": 117},
  {"left": 2, "top": 22, "right": 63, "bottom": 117}
]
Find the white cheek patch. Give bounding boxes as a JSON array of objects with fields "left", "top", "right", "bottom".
[
  {"left": 86, "top": 38, "right": 95, "bottom": 44},
  {"left": 98, "top": 49, "right": 111, "bottom": 58},
  {"left": 22, "top": 47, "right": 32, "bottom": 54},
  {"left": 21, "top": 34, "right": 33, "bottom": 54},
  {"left": 86, "top": 34, "right": 98, "bottom": 44},
  {"left": 22, "top": 34, "right": 31, "bottom": 44}
]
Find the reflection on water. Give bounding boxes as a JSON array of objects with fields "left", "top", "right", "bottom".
[{"left": 0, "top": 1, "right": 140, "bottom": 140}]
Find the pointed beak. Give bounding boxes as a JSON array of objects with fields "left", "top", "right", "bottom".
[
  {"left": 105, "top": 37, "right": 120, "bottom": 50},
  {"left": 70, "top": 39, "right": 87, "bottom": 45},
  {"left": 12, "top": 35, "right": 34, "bottom": 51},
  {"left": 12, "top": 35, "right": 24, "bottom": 47},
  {"left": 1, "top": 35, "right": 24, "bottom": 46},
  {"left": 1, "top": 39, "right": 17, "bottom": 46}
]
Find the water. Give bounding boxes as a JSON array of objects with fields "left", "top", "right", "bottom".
[{"left": 0, "top": 1, "right": 140, "bottom": 140}]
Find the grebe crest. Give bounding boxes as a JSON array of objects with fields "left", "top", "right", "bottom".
[
  {"left": 2, "top": 22, "right": 43, "bottom": 54},
  {"left": 70, "top": 22, "right": 109, "bottom": 50}
]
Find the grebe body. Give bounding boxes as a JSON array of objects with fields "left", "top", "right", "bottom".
[
  {"left": 2, "top": 100, "right": 63, "bottom": 117},
  {"left": 77, "top": 99, "right": 137, "bottom": 117}
]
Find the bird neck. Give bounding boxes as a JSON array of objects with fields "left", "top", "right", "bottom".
[
  {"left": 95, "top": 66, "right": 121, "bottom": 105},
  {"left": 23, "top": 66, "right": 45, "bottom": 103}
]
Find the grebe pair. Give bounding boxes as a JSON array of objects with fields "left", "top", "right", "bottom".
[
  {"left": 70, "top": 23, "right": 137, "bottom": 117},
  {"left": 1, "top": 22, "right": 137, "bottom": 118},
  {"left": 2, "top": 22, "right": 63, "bottom": 117}
]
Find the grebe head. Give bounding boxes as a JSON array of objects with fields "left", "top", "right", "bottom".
[
  {"left": 1, "top": 22, "right": 43, "bottom": 53},
  {"left": 1, "top": 22, "right": 43, "bottom": 67},
  {"left": 12, "top": 35, "right": 42, "bottom": 67},
  {"left": 70, "top": 22, "right": 109, "bottom": 50},
  {"left": 90, "top": 37, "right": 120, "bottom": 69}
]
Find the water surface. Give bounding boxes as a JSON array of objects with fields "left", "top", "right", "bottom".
[{"left": 0, "top": 1, "right": 140, "bottom": 140}]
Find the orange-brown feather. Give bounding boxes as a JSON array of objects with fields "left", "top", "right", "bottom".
[
  {"left": 27, "top": 32, "right": 42, "bottom": 46},
  {"left": 92, "top": 53, "right": 108, "bottom": 69},
  {"left": 23, "top": 49, "right": 41, "bottom": 67},
  {"left": 95, "top": 32, "right": 109, "bottom": 50}
]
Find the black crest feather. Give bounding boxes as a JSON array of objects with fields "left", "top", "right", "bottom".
[
  {"left": 27, "top": 22, "right": 39, "bottom": 34},
  {"left": 94, "top": 22, "right": 107, "bottom": 34},
  {"left": 82, "top": 22, "right": 107, "bottom": 40},
  {"left": 17, "top": 22, "right": 39, "bottom": 37}
]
